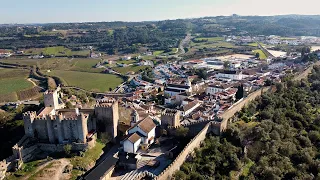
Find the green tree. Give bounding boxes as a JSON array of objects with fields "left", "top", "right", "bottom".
[
  {"left": 235, "top": 85, "right": 244, "bottom": 100},
  {"left": 64, "top": 144, "right": 72, "bottom": 156},
  {"left": 175, "top": 127, "right": 189, "bottom": 138},
  {"left": 255, "top": 52, "right": 260, "bottom": 58}
]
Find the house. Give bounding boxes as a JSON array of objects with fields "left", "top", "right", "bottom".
[
  {"left": 216, "top": 70, "right": 244, "bottom": 80},
  {"left": 164, "top": 78, "right": 192, "bottom": 98},
  {"left": 0, "top": 50, "right": 12, "bottom": 58},
  {"left": 122, "top": 56, "right": 131, "bottom": 60},
  {"left": 206, "top": 82, "right": 238, "bottom": 95},
  {"left": 123, "top": 133, "right": 142, "bottom": 153},
  {"left": 181, "top": 100, "right": 201, "bottom": 117},
  {"left": 124, "top": 116, "right": 157, "bottom": 153}
]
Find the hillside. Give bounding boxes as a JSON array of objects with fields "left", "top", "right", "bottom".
[{"left": 175, "top": 65, "right": 320, "bottom": 179}]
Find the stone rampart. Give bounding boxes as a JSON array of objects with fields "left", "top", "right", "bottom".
[{"left": 156, "top": 123, "right": 211, "bottom": 180}]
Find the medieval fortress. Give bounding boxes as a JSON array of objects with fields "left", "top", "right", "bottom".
[{"left": 0, "top": 87, "right": 119, "bottom": 176}]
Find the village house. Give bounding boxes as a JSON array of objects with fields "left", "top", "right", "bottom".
[
  {"left": 123, "top": 116, "right": 157, "bottom": 153},
  {"left": 164, "top": 78, "right": 192, "bottom": 103},
  {"left": 216, "top": 70, "right": 244, "bottom": 80},
  {"left": 181, "top": 100, "right": 201, "bottom": 117}
]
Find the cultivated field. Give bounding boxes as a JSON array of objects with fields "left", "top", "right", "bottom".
[
  {"left": 112, "top": 65, "right": 149, "bottom": 75},
  {"left": 45, "top": 70, "right": 124, "bottom": 92},
  {"left": 0, "top": 69, "right": 34, "bottom": 102},
  {"left": 1, "top": 58, "right": 102, "bottom": 73},
  {"left": 23, "top": 46, "right": 90, "bottom": 57}
]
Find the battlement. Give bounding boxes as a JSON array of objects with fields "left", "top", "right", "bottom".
[
  {"left": 23, "top": 111, "right": 37, "bottom": 117},
  {"left": 96, "top": 99, "right": 116, "bottom": 103},
  {"left": 94, "top": 104, "right": 114, "bottom": 108},
  {"left": 162, "top": 109, "right": 180, "bottom": 116}
]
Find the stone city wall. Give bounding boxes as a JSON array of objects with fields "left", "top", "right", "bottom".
[
  {"left": 219, "top": 86, "right": 271, "bottom": 129},
  {"left": 156, "top": 123, "right": 211, "bottom": 180}
]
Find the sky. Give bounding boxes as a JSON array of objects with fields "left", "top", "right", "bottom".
[{"left": 1, "top": 0, "right": 320, "bottom": 24}]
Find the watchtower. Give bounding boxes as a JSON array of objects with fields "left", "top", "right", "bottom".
[
  {"left": 94, "top": 99, "right": 119, "bottom": 138},
  {"left": 161, "top": 109, "right": 181, "bottom": 127}
]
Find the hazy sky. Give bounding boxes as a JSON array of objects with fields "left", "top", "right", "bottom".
[{"left": 1, "top": 0, "right": 320, "bottom": 23}]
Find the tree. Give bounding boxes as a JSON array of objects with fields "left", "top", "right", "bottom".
[
  {"left": 175, "top": 127, "right": 189, "bottom": 138},
  {"left": 255, "top": 52, "right": 260, "bottom": 58},
  {"left": 64, "top": 144, "right": 72, "bottom": 156},
  {"left": 65, "top": 101, "right": 73, "bottom": 109},
  {"left": 235, "top": 85, "right": 244, "bottom": 100},
  {"left": 109, "top": 87, "right": 112, "bottom": 92},
  {"left": 224, "top": 61, "right": 230, "bottom": 69},
  {"left": 99, "top": 132, "right": 111, "bottom": 144}
]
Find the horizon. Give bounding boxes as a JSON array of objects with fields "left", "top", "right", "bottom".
[
  {"left": 1, "top": 0, "right": 320, "bottom": 24},
  {"left": 2, "top": 14, "right": 320, "bottom": 25}
]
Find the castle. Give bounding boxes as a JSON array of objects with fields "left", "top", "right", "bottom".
[{"left": 23, "top": 87, "right": 119, "bottom": 144}]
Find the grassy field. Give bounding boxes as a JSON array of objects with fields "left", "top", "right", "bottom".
[
  {"left": 190, "top": 36, "right": 235, "bottom": 50},
  {"left": 112, "top": 65, "right": 149, "bottom": 75},
  {"left": 247, "top": 42, "right": 267, "bottom": 47},
  {"left": 253, "top": 49, "right": 267, "bottom": 59},
  {"left": 6, "top": 160, "right": 44, "bottom": 180},
  {"left": 116, "top": 60, "right": 136, "bottom": 64},
  {"left": 70, "top": 141, "right": 105, "bottom": 170},
  {"left": 153, "top": 50, "right": 164, "bottom": 56},
  {"left": 0, "top": 69, "right": 33, "bottom": 102},
  {"left": 1, "top": 58, "right": 102, "bottom": 73},
  {"left": 45, "top": 70, "right": 123, "bottom": 92},
  {"left": 23, "top": 46, "right": 89, "bottom": 57},
  {"left": 194, "top": 37, "right": 225, "bottom": 41}
]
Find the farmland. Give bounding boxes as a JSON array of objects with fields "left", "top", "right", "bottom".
[
  {"left": 0, "top": 69, "right": 34, "bottom": 102},
  {"left": 112, "top": 65, "right": 149, "bottom": 75},
  {"left": 45, "top": 70, "right": 123, "bottom": 92},
  {"left": 0, "top": 58, "right": 102, "bottom": 73},
  {"left": 24, "top": 46, "right": 90, "bottom": 57}
]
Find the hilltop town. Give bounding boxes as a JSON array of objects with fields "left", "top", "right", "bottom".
[{"left": 1, "top": 15, "right": 320, "bottom": 180}]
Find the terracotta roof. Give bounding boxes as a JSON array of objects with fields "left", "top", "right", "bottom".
[
  {"left": 37, "top": 107, "right": 54, "bottom": 117},
  {"left": 127, "top": 133, "right": 141, "bottom": 143},
  {"left": 136, "top": 116, "right": 156, "bottom": 133},
  {"left": 183, "top": 100, "right": 200, "bottom": 112}
]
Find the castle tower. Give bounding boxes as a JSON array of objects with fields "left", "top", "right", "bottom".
[
  {"left": 46, "top": 115, "right": 55, "bottom": 143},
  {"left": 44, "top": 89, "right": 59, "bottom": 109},
  {"left": 94, "top": 99, "right": 119, "bottom": 139},
  {"left": 23, "top": 111, "right": 37, "bottom": 138},
  {"left": 56, "top": 113, "right": 64, "bottom": 144},
  {"left": 161, "top": 109, "right": 181, "bottom": 127},
  {"left": 77, "top": 113, "right": 89, "bottom": 143}
]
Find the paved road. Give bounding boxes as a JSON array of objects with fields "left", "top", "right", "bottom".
[{"left": 0, "top": 100, "right": 40, "bottom": 106}]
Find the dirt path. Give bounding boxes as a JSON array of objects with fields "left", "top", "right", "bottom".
[
  {"left": 27, "top": 78, "right": 37, "bottom": 86},
  {"left": 23, "top": 159, "right": 71, "bottom": 180},
  {"left": 22, "top": 160, "right": 53, "bottom": 180}
]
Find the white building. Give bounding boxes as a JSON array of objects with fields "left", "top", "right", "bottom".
[
  {"left": 164, "top": 78, "right": 192, "bottom": 98},
  {"left": 122, "top": 56, "right": 132, "bottom": 60},
  {"left": 216, "top": 70, "right": 244, "bottom": 80},
  {"left": 206, "top": 83, "right": 233, "bottom": 95},
  {"left": 124, "top": 116, "right": 156, "bottom": 154},
  {"left": 123, "top": 133, "right": 142, "bottom": 154},
  {"left": 181, "top": 100, "right": 201, "bottom": 117}
]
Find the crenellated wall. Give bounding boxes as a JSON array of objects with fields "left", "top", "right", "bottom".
[
  {"left": 152, "top": 87, "right": 273, "bottom": 180},
  {"left": 156, "top": 123, "right": 211, "bottom": 180},
  {"left": 23, "top": 112, "right": 90, "bottom": 144}
]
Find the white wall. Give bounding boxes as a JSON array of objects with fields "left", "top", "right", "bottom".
[{"left": 123, "top": 138, "right": 141, "bottom": 153}]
